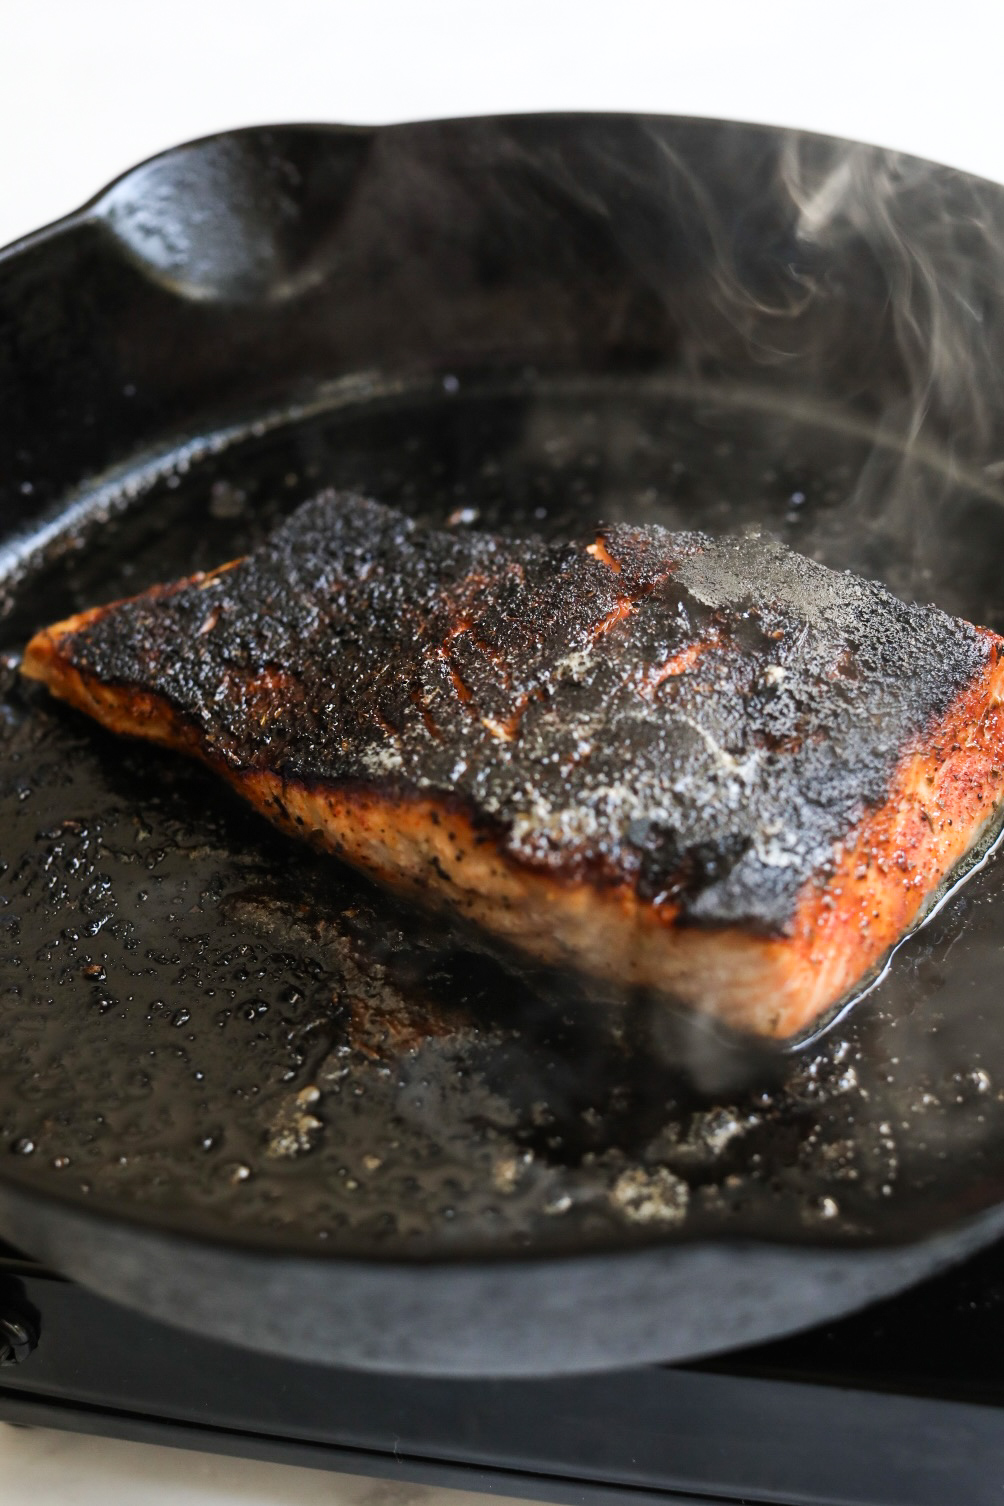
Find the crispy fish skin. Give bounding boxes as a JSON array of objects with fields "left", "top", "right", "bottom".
[{"left": 21, "top": 492, "right": 1004, "bottom": 1038}]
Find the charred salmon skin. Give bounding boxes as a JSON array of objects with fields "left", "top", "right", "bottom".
[{"left": 21, "top": 492, "right": 1004, "bottom": 1039}]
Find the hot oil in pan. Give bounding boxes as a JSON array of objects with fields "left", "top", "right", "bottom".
[{"left": 2, "top": 374, "right": 1004, "bottom": 1256}]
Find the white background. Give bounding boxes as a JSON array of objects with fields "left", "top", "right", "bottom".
[
  {"left": 6, "top": 0, "right": 1004, "bottom": 248},
  {"left": 3, "top": 0, "right": 1004, "bottom": 1500}
]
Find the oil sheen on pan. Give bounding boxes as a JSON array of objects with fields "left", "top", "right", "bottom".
[{"left": 21, "top": 490, "right": 1004, "bottom": 1040}]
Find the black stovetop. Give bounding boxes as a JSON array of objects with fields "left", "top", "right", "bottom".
[{"left": 1, "top": 1236, "right": 1002, "bottom": 1506}]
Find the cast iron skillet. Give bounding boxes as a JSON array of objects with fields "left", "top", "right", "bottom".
[{"left": 4, "top": 115, "right": 1004, "bottom": 1377}]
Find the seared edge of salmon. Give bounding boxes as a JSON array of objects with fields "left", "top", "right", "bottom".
[{"left": 21, "top": 613, "right": 1004, "bottom": 1039}]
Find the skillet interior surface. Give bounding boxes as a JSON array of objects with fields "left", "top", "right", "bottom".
[
  {"left": 4, "top": 372, "right": 1004, "bottom": 1260},
  {"left": 4, "top": 116, "right": 1004, "bottom": 1371}
]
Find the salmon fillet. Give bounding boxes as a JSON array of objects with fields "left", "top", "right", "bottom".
[{"left": 21, "top": 492, "right": 1004, "bottom": 1039}]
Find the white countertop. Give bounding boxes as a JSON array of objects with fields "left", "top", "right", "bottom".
[
  {"left": 3, "top": 0, "right": 1004, "bottom": 1500},
  {"left": 0, "top": 1423, "right": 527, "bottom": 1506}
]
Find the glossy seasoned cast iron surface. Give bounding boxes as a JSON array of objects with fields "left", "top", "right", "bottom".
[{"left": 4, "top": 377, "right": 1004, "bottom": 1258}]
